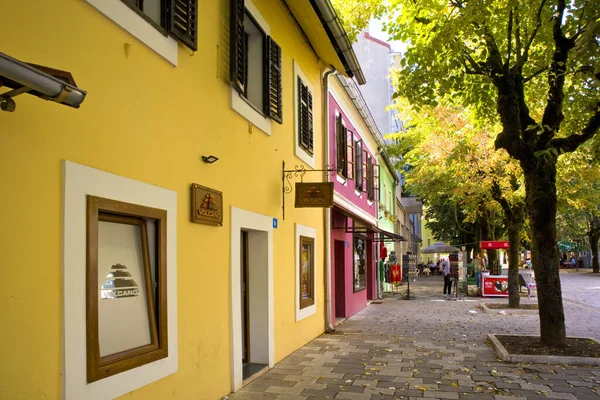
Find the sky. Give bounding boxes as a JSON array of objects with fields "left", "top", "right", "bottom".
[{"left": 368, "top": 16, "right": 406, "bottom": 54}]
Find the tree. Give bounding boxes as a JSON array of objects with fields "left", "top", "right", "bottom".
[
  {"left": 330, "top": 0, "right": 387, "bottom": 42},
  {"left": 382, "top": 0, "right": 600, "bottom": 347},
  {"left": 388, "top": 101, "right": 526, "bottom": 306},
  {"left": 556, "top": 143, "right": 600, "bottom": 273}
]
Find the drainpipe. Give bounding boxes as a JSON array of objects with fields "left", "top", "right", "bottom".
[{"left": 323, "top": 68, "right": 336, "bottom": 333}]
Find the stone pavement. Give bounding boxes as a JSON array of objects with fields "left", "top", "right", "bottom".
[{"left": 230, "top": 273, "right": 600, "bottom": 400}]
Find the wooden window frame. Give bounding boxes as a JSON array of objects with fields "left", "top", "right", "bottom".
[
  {"left": 86, "top": 196, "right": 168, "bottom": 383},
  {"left": 299, "top": 236, "right": 315, "bottom": 309},
  {"left": 355, "top": 140, "right": 364, "bottom": 192},
  {"left": 119, "top": 0, "right": 197, "bottom": 50},
  {"left": 347, "top": 130, "right": 354, "bottom": 180},
  {"left": 336, "top": 114, "right": 348, "bottom": 178},
  {"left": 120, "top": 0, "right": 168, "bottom": 34},
  {"left": 367, "top": 155, "right": 375, "bottom": 201},
  {"left": 230, "top": 0, "right": 283, "bottom": 124}
]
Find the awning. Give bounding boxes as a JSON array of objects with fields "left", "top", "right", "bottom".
[
  {"left": 373, "top": 229, "right": 406, "bottom": 243},
  {"left": 331, "top": 207, "right": 377, "bottom": 234}
]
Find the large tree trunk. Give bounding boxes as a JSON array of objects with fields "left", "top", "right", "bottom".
[
  {"left": 507, "top": 222, "right": 521, "bottom": 308},
  {"left": 590, "top": 227, "right": 600, "bottom": 274},
  {"left": 523, "top": 158, "right": 566, "bottom": 347}
]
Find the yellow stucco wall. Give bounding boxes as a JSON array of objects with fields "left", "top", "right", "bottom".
[{"left": 0, "top": 0, "right": 329, "bottom": 398}]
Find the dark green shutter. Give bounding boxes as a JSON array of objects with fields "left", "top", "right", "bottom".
[
  {"left": 267, "top": 37, "right": 283, "bottom": 124},
  {"left": 229, "top": 0, "right": 246, "bottom": 94},
  {"left": 346, "top": 130, "right": 354, "bottom": 180},
  {"left": 306, "top": 88, "right": 313, "bottom": 153},
  {"left": 298, "top": 78, "right": 314, "bottom": 155},
  {"left": 169, "top": 0, "right": 198, "bottom": 51},
  {"left": 355, "top": 140, "right": 363, "bottom": 191},
  {"left": 336, "top": 115, "right": 344, "bottom": 174},
  {"left": 367, "top": 155, "right": 374, "bottom": 201}
]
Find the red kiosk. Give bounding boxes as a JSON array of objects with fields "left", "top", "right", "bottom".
[{"left": 480, "top": 241, "right": 510, "bottom": 297}]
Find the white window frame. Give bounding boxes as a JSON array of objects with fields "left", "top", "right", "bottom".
[
  {"left": 62, "top": 161, "right": 178, "bottom": 400},
  {"left": 84, "top": 0, "right": 178, "bottom": 66},
  {"left": 230, "top": 0, "right": 272, "bottom": 136},
  {"left": 295, "top": 223, "right": 317, "bottom": 321},
  {"left": 293, "top": 60, "right": 316, "bottom": 168}
]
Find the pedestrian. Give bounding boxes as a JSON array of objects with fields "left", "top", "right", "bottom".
[
  {"left": 570, "top": 256, "right": 576, "bottom": 268},
  {"left": 442, "top": 257, "right": 452, "bottom": 296},
  {"left": 473, "top": 255, "right": 482, "bottom": 291}
]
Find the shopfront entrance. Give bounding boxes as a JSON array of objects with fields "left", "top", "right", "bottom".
[
  {"left": 230, "top": 207, "right": 274, "bottom": 392},
  {"left": 334, "top": 240, "right": 346, "bottom": 319}
]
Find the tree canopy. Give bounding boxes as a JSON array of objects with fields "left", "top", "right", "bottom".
[{"left": 334, "top": 0, "right": 600, "bottom": 346}]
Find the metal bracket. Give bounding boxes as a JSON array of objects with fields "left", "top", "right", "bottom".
[
  {"left": 0, "top": 86, "right": 31, "bottom": 112},
  {"left": 282, "top": 161, "right": 337, "bottom": 220}
]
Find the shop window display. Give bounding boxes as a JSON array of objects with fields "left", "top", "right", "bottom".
[
  {"left": 354, "top": 234, "right": 366, "bottom": 291},
  {"left": 299, "top": 236, "right": 315, "bottom": 308}
]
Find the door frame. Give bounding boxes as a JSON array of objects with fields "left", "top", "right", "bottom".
[
  {"left": 230, "top": 207, "right": 274, "bottom": 392},
  {"left": 333, "top": 240, "right": 346, "bottom": 319}
]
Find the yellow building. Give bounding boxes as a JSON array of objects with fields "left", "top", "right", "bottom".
[{"left": 0, "top": 0, "right": 365, "bottom": 398}]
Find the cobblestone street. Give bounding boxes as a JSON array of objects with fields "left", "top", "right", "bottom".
[{"left": 230, "top": 272, "right": 600, "bottom": 400}]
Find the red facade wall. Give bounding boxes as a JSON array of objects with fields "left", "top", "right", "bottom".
[
  {"left": 328, "top": 93, "right": 379, "bottom": 323},
  {"left": 330, "top": 209, "right": 376, "bottom": 322},
  {"left": 328, "top": 95, "right": 377, "bottom": 219}
]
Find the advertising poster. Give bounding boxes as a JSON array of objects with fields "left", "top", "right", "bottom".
[{"left": 482, "top": 275, "right": 509, "bottom": 297}]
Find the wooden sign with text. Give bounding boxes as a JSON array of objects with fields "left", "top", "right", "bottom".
[
  {"left": 294, "top": 182, "right": 334, "bottom": 208},
  {"left": 191, "top": 183, "right": 223, "bottom": 226}
]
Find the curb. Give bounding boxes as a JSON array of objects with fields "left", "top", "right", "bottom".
[
  {"left": 488, "top": 333, "right": 600, "bottom": 365},
  {"left": 479, "top": 302, "right": 538, "bottom": 314}
]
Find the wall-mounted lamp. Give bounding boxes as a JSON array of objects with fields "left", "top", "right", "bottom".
[
  {"left": 0, "top": 52, "right": 87, "bottom": 112},
  {"left": 201, "top": 155, "right": 219, "bottom": 164}
]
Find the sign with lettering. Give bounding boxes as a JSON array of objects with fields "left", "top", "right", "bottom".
[
  {"left": 191, "top": 183, "right": 223, "bottom": 226},
  {"left": 481, "top": 241, "right": 510, "bottom": 249},
  {"left": 295, "top": 182, "right": 334, "bottom": 208},
  {"left": 101, "top": 263, "right": 140, "bottom": 299}
]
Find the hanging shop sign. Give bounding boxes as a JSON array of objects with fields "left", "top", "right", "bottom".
[
  {"left": 191, "top": 183, "right": 223, "bottom": 226},
  {"left": 294, "top": 182, "right": 334, "bottom": 208},
  {"left": 481, "top": 241, "right": 510, "bottom": 250}
]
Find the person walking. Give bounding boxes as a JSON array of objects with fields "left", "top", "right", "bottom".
[
  {"left": 442, "top": 257, "right": 452, "bottom": 297},
  {"left": 473, "top": 255, "right": 482, "bottom": 293}
]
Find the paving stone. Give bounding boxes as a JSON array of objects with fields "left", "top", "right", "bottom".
[
  {"left": 229, "top": 392, "right": 279, "bottom": 399},
  {"left": 284, "top": 375, "right": 319, "bottom": 383},
  {"left": 265, "top": 386, "right": 305, "bottom": 395},
  {"left": 550, "top": 385, "right": 599, "bottom": 395},
  {"left": 567, "top": 380, "right": 597, "bottom": 388},
  {"left": 544, "top": 392, "right": 578, "bottom": 399},
  {"left": 325, "top": 384, "right": 364, "bottom": 393},
  {"left": 518, "top": 383, "right": 552, "bottom": 391},
  {"left": 334, "top": 393, "right": 372, "bottom": 400},
  {"left": 228, "top": 276, "right": 600, "bottom": 400},
  {"left": 300, "top": 388, "right": 339, "bottom": 397}
]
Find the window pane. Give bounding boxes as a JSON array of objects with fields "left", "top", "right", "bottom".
[
  {"left": 301, "top": 243, "right": 311, "bottom": 299},
  {"left": 143, "top": 0, "right": 162, "bottom": 27},
  {"left": 354, "top": 235, "right": 366, "bottom": 291},
  {"left": 243, "top": 12, "right": 265, "bottom": 112},
  {"left": 98, "top": 221, "right": 152, "bottom": 357}
]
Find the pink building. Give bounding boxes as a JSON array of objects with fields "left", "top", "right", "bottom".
[{"left": 328, "top": 76, "right": 380, "bottom": 323}]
